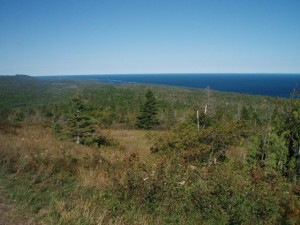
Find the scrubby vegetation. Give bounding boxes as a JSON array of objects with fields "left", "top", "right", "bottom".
[{"left": 0, "top": 75, "right": 299, "bottom": 224}]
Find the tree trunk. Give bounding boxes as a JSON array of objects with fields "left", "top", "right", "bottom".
[{"left": 197, "top": 110, "right": 200, "bottom": 131}]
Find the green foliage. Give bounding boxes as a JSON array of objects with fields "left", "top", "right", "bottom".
[
  {"left": 52, "top": 123, "right": 66, "bottom": 140},
  {"left": 52, "top": 93, "right": 116, "bottom": 147},
  {"left": 151, "top": 121, "right": 251, "bottom": 164},
  {"left": 52, "top": 94, "right": 98, "bottom": 147},
  {"left": 0, "top": 75, "right": 280, "bottom": 128},
  {"left": 109, "top": 157, "right": 300, "bottom": 224},
  {"left": 136, "top": 89, "right": 160, "bottom": 129},
  {"left": 248, "top": 131, "right": 288, "bottom": 171},
  {"left": 12, "top": 109, "right": 25, "bottom": 121},
  {"left": 241, "top": 106, "right": 251, "bottom": 120},
  {"left": 273, "top": 90, "right": 300, "bottom": 180},
  {"left": 66, "top": 94, "right": 95, "bottom": 144}
]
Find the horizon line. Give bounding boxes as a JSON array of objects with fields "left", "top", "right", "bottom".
[
  {"left": 28, "top": 72, "right": 300, "bottom": 76},
  {"left": 2, "top": 72, "right": 300, "bottom": 77}
]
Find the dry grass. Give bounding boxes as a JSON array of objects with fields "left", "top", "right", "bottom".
[
  {"left": 0, "top": 125, "right": 163, "bottom": 189},
  {"left": 0, "top": 124, "right": 163, "bottom": 224},
  {"left": 0, "top": 124, "right": 164, "bottom": 162},
  {"left": 78, "top": 167, "right": 109, "bottom": 187},
  {"left": 0, "top": 125, "right": 90, "bottom": 158},
  {"left": 101, "top": 129, "right": 164, "bottom": 161}
]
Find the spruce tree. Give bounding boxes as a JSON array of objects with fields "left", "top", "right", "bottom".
[
  {"left": 66, "top": 93, "right": 95, "bottom": 144},
  {"left": 136, "top": 89, "right": 159, "bottom": 129}
]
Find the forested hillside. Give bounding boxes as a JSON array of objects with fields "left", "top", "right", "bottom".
[
  {"left": 0, "top": 75, "right": 299, "bottom": 224},
  {"left": 1, "top": 75, "right": 279, "bottom": 127}
]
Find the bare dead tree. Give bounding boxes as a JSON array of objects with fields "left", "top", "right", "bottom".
[
  {"left": 197, "top": 110, "right": 200, "bottom": 131},
  {"left": 204, "top": 86, "right": 215, "bottom": 117},
  {"left": 237, "top": 103, "right": 241, "bottom": 120}
]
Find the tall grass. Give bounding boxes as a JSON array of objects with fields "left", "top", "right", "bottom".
[{"left": 0, "top": 124, "right": 152, "bottom": 224}]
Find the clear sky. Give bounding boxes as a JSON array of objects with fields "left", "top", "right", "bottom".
[{"left": 0, "top": 0, "right": 299, "bottom": 75}]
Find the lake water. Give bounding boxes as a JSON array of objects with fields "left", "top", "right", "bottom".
[{"left": 40, "top": 74, "right": 300, "bottom": 97}]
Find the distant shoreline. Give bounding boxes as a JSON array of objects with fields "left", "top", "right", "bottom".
[
  {"left": 32, "top": 73, "right": 300, "bottom": 77},
  {"left": 35, "top": 74, "right": 300, "bottom": 98}
]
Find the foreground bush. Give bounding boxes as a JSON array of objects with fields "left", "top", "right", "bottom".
[
  {"left": 110, "top": 157, "right": 300, "bottom": 224},
  {"left": 151, "top": 121, "right": 251, "bottom": 164}
]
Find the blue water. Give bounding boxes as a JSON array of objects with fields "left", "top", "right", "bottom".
[{"left": 39, "top": 74, "right": 300, "bottom": 97}]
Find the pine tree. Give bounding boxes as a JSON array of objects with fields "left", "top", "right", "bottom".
[
  {"left": 136, "top": 89, "right": 159, "bottom": 129},
  {"left": 66, "top": 93, "right": 95, "bottom": 144}
]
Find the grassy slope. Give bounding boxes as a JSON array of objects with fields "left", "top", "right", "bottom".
[
  {"left": 0, "top": 125, "right": 159, "bottom": 224},
  {"left": 102, "top": 129, "right": 164, "bottom": 160},
  {"left": 1, "top": 124, "right": 299, "bottom": 225}
]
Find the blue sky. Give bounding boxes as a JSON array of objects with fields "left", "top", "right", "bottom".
[{"left": 0, "top": 0, "right": 299, "bottom": 75}]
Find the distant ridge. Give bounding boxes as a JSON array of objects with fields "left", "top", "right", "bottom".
[
  {"left": 0, "top": 74, "right": 41, "bottom": 88},
  {"left": 15, "top": 74, "right": 31, "bottom": 77},
  {"left": 0, "top": 74, "right": 32, "bottom": 78}
]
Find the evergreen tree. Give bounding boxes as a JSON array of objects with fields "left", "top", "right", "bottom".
[
  {"left": 274, "top": 90, "right": 300, "bottom": 180},
  {"left": 136, "top": 89, "right": 159, "bottom": 129},
  {"left": 66, "top": 93, "right": 95, "bottom": 144},
  {"left": 241, "top": 106, "right": 250, "bottom": 121}
]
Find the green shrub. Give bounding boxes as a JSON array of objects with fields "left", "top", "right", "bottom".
[{"left": 151, "top": 121, "right": 251, "bottom": 164}]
